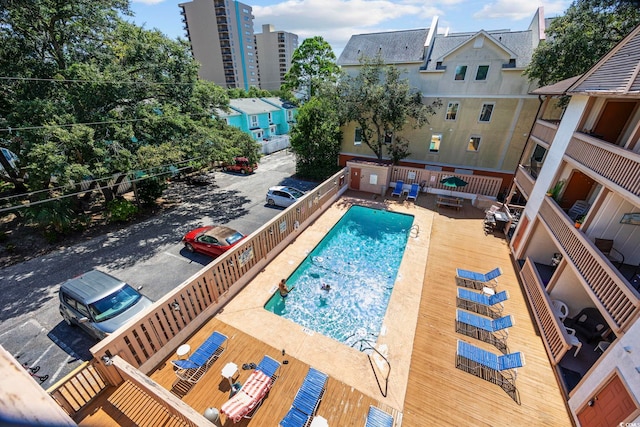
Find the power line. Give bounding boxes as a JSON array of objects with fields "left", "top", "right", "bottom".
[{"left": 0, "top": 76, "right": 196, "bottom": 86}]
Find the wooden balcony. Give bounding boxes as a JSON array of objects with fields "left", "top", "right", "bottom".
[
  {"left": 519, "top": 258, "right": 573, "bottom": 364},
  {"left": 566, "top": 133, "right": 640, "bottom": 198},
  {"left": 538, "top": 196, "right": 639, "bottom": 332},
  {"left": 530, "top": 119, "right": 558, "bottom": 146},
  {"left": 514, "top": 165, "right": 535, "bottom": 199}
]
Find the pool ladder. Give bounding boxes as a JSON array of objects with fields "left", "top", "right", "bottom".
[
  {"left": 409, "top": 224, "right": 420, "bottom": 238},
  {"left": 349, "top": 334, "right": 390, "bottom": 397}
]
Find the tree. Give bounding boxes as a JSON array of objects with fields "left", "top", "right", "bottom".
[
  {"left": 282, "top": 36, "right": 340, "bottom": 100},
  {"left": 525, "top": 0, "right": 640, "bottom": 87},
  {"left": 289, "top": 90, "right": 342, "bottom": 180},
  {"left": 0, "top": 1, "right": 261, "bottom": 234},
  {"left": 340, "top": 56, "right": 441, "bottom": 163}
]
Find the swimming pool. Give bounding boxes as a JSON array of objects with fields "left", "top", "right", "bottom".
[{"left": 264, "top": 205, "right": 414, "bottom": 346}]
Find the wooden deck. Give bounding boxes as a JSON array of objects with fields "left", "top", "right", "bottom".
[{"left": 74, "top": 192, "right": 572, "bottom": 426}]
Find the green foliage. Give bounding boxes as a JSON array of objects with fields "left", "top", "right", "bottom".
[
  {"left": 547, "top": 179, "right": 566, "bottom": 202},
  {"left": 282, "top": 36, "right": 340, "bottom": 100},
  {"left": 25, "top": 198, "right": 76, "bottom": 234},
  {"left": 137, "top": 177, "right": 167, "bottom": 205},
  {"left": 227, "top": 87, "right": 275, "bottom": 99},
  {"left": 525, "top": 0, "right": 640, "bottom": 86},
  {"left": 339, "top": 56, "right": 441, "bottom": 161},
  {"left": 290, "top": 95, "right": 342, "bottom": 180},
  {"left": 106, "top": 198, "right": 138, "bottom": 223}
]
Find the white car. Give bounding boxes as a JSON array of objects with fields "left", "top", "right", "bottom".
[{"left": 265, "top": 186, "right": 305, "bottom": 208}]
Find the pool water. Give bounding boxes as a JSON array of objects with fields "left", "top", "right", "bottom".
[{"left": 264, "top": 205, "right": 414, "bottom": 345}]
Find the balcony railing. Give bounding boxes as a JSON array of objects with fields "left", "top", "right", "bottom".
[
  {"left": 539, "top": 197, "right": 639, "bottom": 331},
  {"left": 519, "top": 258, "right": 572, "bottom": 364},
  {"left": 566, "top": 133, "right": 640, "bottom": 197},
  {"left": 391, "top": 166, "right": 502, "bottom": 197},
  {"left": 530, "top": 119, "right": 558, "bottom": 146},
  {"left": 514, "top": 165, "right": 535, "bottom": 199}
]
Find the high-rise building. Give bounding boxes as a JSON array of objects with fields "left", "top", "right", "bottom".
[
  {"left": 179, "top": 0, "right": 259, "bottom": 89},
  {"left": 254, "top": 24, "right": 298, "bottom": 91}
]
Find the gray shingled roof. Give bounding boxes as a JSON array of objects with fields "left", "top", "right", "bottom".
[
  {"left": 337, "top": 28, "right": 431, "bottom": 66},
  {"left": 424, "top": 29, "right": 534, "bottom": 71},
  {"left": 569, "top": 24, "right": 640, "bottom": 95}
]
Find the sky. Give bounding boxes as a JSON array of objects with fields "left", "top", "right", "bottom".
[{"left": 128, "top": 0, "right": 571, "bottom": 57}]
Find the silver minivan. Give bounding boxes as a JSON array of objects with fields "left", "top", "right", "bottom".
[{"left": 59, "top": 270, "right": 153, "bottom": 341}]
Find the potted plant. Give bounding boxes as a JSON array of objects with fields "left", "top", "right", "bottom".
[
  {"left": 575, "top": 215, "right": 585, "bottom": 229},
  {"left": 547, "top": 180, "right": 565, "bottom": 202}
]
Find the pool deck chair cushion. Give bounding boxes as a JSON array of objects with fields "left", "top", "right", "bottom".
[
  {"left": 391, "top": 180, "right": 404, "bottom": 197},
  {"left": 456, "top": 309, "right": 514, "bottom": 353},
  {"left": 406, "top": 183, "right": 420, "bottom": 201},
  {"left": 455, "top": 267, "right": 502, "bottom": 290},
  {"left": 221, "top": 355, "right": 280, "bottom": 422},
  {"left": 455, "top": 339, "right": 525, "bottom": 404},
  {"left": 456, "top": 288, "right": 509, "bottom": 319},
  {"left": 170, "top": 331, "right": 227, "bottom": 383},
  {"left": 280, "top": 367, "right": 329, "bottom": 427},
  {"left": 365, "top": 405, "right": 394, "bottom": 427}
]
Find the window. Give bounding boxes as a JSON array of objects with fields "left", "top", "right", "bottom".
[
  {"left": 454, "top": 65, "right": 467, "bottom": 81},
  {"left": 287, "top": 110, "right": 294, "bottom": 122},
  {"left": 384, "top": 131, "right": 393, "bottom": 144},
  {"left": 479, "top": 103, "right": 494, "bottom": 122},
  {"left": 354, "top": 128, "right": 362, "bottom": 145},
  {"left": 445, "top": 102, "right": 459, "bottom": 121},
  {"left": 467, "top": 136, "right": 481, "bottom": 151},
  {"left": 250, "top": 115, "right": 258, "bottom": 127},
  {"left": 475, "top": 65, "right": 489, "bottom": 80},
  {"left": 430, "top": 133, "right": 442, "bottom": 152},
  {"left": 268, "top": 112, "right": 273, "bottom": 123}
]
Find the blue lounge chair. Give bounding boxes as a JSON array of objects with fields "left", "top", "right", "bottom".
[
  {"left": 456, "top": 287, "right": 509, "bottom": 319},
  {"left": 365, "top": 405, "right": 393, "bottom": 427},
  {"left": 170, "top": 331, "right": 227, "bottom": 383},
  {"left": 280, "top": 367, "right": 329, "bottom": 427},
  {"left": 455, "top": 267, "right": 502, "bottom": 290},
  {"left": 391, "top": 180, "right": 404, "bottom": 197},
  {"left": 455, "top": 309, "right": 514, "bottom": 353},
  {"left": 406, "top": 183, "right": 420, "bottom": 201},
  {"left": 455, "top": 340, "right": 525, "bottom": 404}
]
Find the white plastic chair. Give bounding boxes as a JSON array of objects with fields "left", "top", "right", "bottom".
[{"left": 551, "top": 299, "right": 569, "bottom": 321}]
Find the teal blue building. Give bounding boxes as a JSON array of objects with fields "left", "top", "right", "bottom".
[{"left": 216, "top": 97, "right": 297, "bottom": 141}]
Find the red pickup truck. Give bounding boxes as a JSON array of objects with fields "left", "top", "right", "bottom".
[{"left": 222, "top": 157, "right": 257, "bottom": 174}]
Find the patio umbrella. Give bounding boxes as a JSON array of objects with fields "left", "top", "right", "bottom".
[{"left": 440, "top": 176, "right": 468, "bottom": 196}]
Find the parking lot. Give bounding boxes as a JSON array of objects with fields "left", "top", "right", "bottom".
[{"left": 0, "top": 149, "right": 318, "bottom": 387}]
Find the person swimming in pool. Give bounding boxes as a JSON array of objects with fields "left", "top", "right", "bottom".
[
  {"left": 321, "top": 283, "right": 331, "bottom": 291},
  {"left": 279, "top": 279, "right": 293, "bottom": 297}
]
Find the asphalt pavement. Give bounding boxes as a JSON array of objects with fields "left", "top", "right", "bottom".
[{"left": 0, "top": 149, "right": 317, "bottom": 387}]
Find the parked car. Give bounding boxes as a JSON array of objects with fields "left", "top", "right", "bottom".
[
  {"left": 59, "top": 270, "right": 153, "bottom": 341},
  {"left": 222, "top": 156, "right": 257, "bottom": 174},
  {"left": 265, "top": 186, "right": 305, "bottom": 208},
  {"left": 182, "top": 225, "right": 246, "bottom": 257}
]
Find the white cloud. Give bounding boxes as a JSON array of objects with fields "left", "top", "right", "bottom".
[
  {"left": 132, "top": 0, "right": 166, "bottom": 5},
  {"left": 472, "top": 0, "right": 569, "bottom": 21},
  {"left": 253, "top": 0, "right": 440, "bottom": 55}
]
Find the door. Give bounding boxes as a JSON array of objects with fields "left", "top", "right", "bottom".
[
  {"left": 350, "top": 168, "right": 361, "bottom": 190},
  {"left": 592, "top": 101, "right": 637, "bottom": 145},
  {"left": 562, "top": 170, "right": 595, "bottom": 211},
  {"left": 578, "top": 373, "right": 638, "bottom": 427}
]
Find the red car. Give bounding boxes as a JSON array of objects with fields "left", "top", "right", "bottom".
[
  {"left": 182, "top": 226, "right": 245, "bottom": 257},
  {"left": 222, "top": 156, "right": 257, "bottom": 174}
]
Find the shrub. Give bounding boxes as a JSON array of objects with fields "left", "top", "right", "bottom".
[{"left": 106, "top": 199, "right": 138, "bottom": 223}]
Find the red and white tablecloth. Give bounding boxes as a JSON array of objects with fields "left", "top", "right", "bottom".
[{"left": 221, "top": 370, "right": 272, "bottom": 423}]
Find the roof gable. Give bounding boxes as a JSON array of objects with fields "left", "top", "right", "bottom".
[
  {"left": 435, "top": 30, "right": 517, "bottom": 62},
  {"left": 569, "top": 24, "right": 640, "bottom": 95}
]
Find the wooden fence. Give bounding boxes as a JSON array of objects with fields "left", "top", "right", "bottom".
[{"left": 390, "top": 166, "right": 502, "bottom": 198}]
